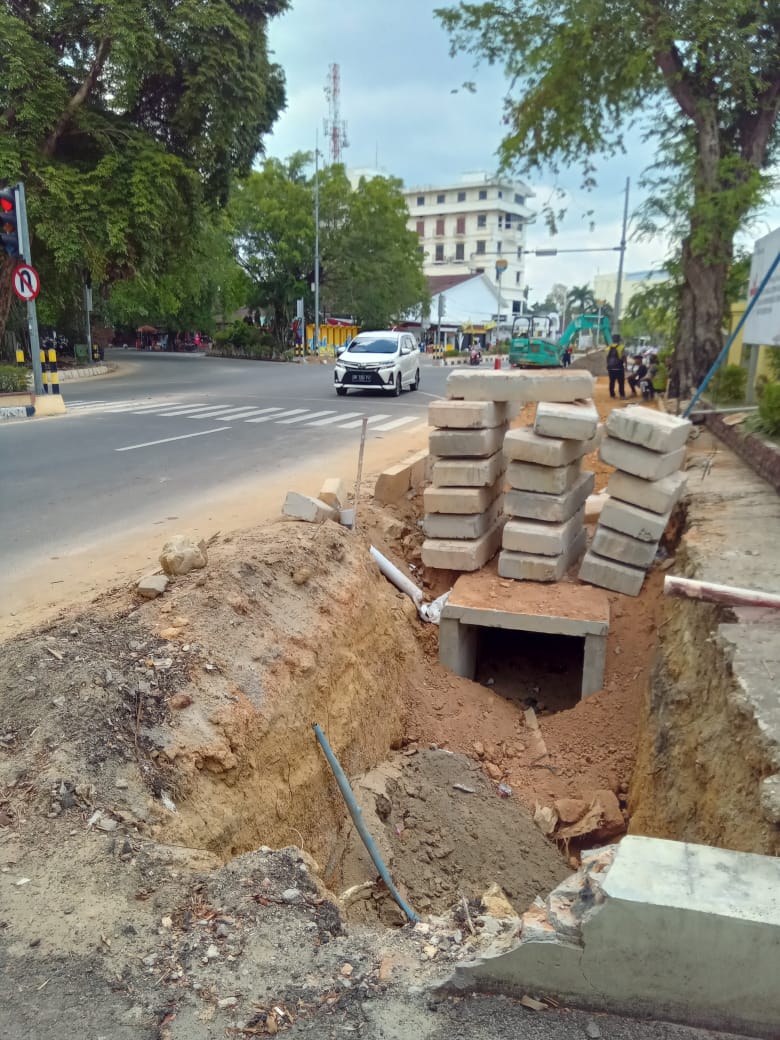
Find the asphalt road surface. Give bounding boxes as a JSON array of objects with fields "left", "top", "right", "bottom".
[{"left": 0, "top": 350, "right": 451, "bottom": 577}]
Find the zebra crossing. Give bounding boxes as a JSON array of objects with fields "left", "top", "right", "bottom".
[{"left": 64, "top": 397, "right": 430, "bottom": 435}]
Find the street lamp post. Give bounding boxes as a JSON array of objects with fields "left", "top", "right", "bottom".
[{"left": 495, "top": 258, "right": 508, "bottom": 348}]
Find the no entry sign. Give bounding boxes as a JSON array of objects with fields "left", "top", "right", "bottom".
[{"left": 13, "top": 262, "right": 40, "bottom": 302}]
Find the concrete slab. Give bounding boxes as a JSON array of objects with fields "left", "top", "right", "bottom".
[
  {"left": 534, "top": 399, "right": 599, "bottom": 441},
  {"left": 504, "top": 426, "right": 591, "bottom": 467},
  {"left": 449, "top": 835, "right": 780, "bottom": 1038},
  {"left": 374, "top": 462, "right": 411, "bottom": 504},
  {"left": 591, "top": 525, "right": 658, "bottom": 568},
  {"left": 446, "top": 368, "right": 595, "bottom": 403},
  {"left": 423, "top": 478, "right": 503, "bottom": 515},
  {"left": 600, "top": 436, "right": 686, "bottom": 481},
  {"left": 578, "top": 549, "right": 646, "bottom": 596},
  {"left": 606, "top": 404, "right": 692, "bottom": 453},
  {"left": 506, "top": 458, "right": 581, "bottom": 495},
  {"left": 429, "top": 423, "right": 507, "bottom": 458},
  {"left": 444, "top": 570, "right": 609, "bottom": 636},
  {"left": 428, "top": 399, "right": 509, "bottom": 429},
  {"left": 502, "top": 506, "right": 586, "bottom": 557},
  {"left": 600, "top": 497, "right": 671, "bottom": 542},
  {"left": 439, "top": 616, "right": 478, "bottom": 678},
  {"left": 421, "top": 520, "right": 504, "bottom": 571},
  {"left": 498, "top": 529, "right": 586, "bottom": 583},
  {"left": 504, "top": 470, "right": 594, "bottom": 522},
  {"left": 282, "top": 492, "right": 337, "bottom": 523},
  {"left": 319, "top": 477, "right": 346, "bottom": 510},
  {"left": 432, "top": 450, "right": 505, "bottom": 488},
  {"left": 606, "top": 469, "right": 687, "bottom": 515},
  {"left": 423, "top": 500, "right": 501, "bottom": 540},
  {"left": 583, "top": 632, "right": 608, "bottom": 696}
]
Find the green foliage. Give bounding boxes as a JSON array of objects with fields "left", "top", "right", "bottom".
[
  {"left": 566, "top": 285, "right": 597, "bottom": 315},
  {"left": 765, "top": 347, "right": 780, "bottom": 382},
  {"left": 0, "top": 365, "right": 28, "bottom": 392},
  {"left": 0, "top": 1, "right": 288, "bottom": 341},
  {"left": 710, "top": 364, "right": 748, "bottom": 404},
  {"left": 437, "top": 0, "right": 780, "bottom": 392},
  {"left": 749, "top": 382, "right": 780, "bottom": 437},
  {"left": 229, "top": 160, "right": 429, "bottom": 350},
  {"left": 212, "top": 321, "right": 275, "bottom": 359}
]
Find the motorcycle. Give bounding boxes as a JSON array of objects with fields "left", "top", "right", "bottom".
[
  {"left": 469, "top": 348, "right": 482, "bottom": 366},
  {"left": 639, "top": 375, "right": 654, "bottom": 401}
]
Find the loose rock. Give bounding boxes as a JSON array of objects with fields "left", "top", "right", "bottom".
[
  {"left": 159, "top": 535, "right": 207, "bottom": 576},
  {"left": 137, "top": 574, "right": 169, "bottom": 599}
]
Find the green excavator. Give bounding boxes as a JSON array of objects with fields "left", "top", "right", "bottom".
[{"left": 509, "top": 313, "right": 612, "bottom": 368}]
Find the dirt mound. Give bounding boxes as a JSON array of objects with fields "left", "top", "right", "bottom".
[{"left": 339, "top": 748, "right": 568, "bottom": 922}]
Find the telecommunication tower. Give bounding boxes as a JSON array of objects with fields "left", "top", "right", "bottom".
[{"left": 323, "top": 63, "right": 349, "bottom": 165}]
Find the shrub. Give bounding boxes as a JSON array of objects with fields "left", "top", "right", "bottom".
[
  {"left": 751, "top": 381, "right": 780, "bottom": 437},
  {"left": 710, "top": 363, "right": 747, "bottom": 404},
  {"left": 0, "top": 364, "right": 28, "bottom": 392}
]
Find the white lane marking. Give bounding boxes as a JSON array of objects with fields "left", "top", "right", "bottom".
[
  {"left": 169, "top": 404, "right": 240, "bottom": 418},
  {"left": 339, "top": 413, "right": 391, "bottom": 429},
  {"left": 153, "top": 404, "right": 216, "bottom": 416},
  {"left": 418, "top": 391, "right": 444, "bottom": 399},
  {"left": 371, "top": 416, "right": 419, "bottom": 433},
  {"left": 127, "top": 402, "right": 196, "bottom": 414},
  {"left": 189, "top": 407, "right": 265, "bottom": 421},
  {"left": 276, "top": 409, "right": 336, "bottom": 425},
  {"left": 245, "top": 408, "right": 307, "bottom": 424},
  {"left": 115, "top": 427, "right": 231, "bottom": 452},
  {"left": 305, "top": 411, "right": 364, "bottom": 426}
]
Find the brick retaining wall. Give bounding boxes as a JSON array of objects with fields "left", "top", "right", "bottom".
[{"left": 706, "top": 411, "right": 780, "bottom": 494}]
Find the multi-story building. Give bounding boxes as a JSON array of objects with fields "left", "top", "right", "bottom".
[{"left": 402, "top": 172, "right": 535, "bottom": 323}]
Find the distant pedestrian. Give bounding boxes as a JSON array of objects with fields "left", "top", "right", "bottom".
[
  {"left": 561, "top": 345, "right": 573, "bottom": 367},
  {"left": 606, "top": 334, "right": 626, "bottom": 399}
]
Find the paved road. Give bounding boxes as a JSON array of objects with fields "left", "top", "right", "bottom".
[{"left": 0, "top": 350, "right": 450, "bottom": 576}]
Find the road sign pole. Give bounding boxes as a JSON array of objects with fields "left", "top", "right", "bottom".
[{"left": 16, "top": 182, "right": 44, "bottom": 395}]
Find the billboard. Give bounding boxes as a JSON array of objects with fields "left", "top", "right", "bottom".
[{"left": 743, "top": 226, "right": 780, "bottom": 345}]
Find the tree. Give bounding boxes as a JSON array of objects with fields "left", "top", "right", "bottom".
[
  {"left": 229, "top": 161, "right": 430, "bottom": 349},
  {"left": 566, "top": 284, "right": 597, "bottom": 315},
  {"left": 437, "top": 0, "right": 780, "bottom": 394},
  {"left": 0, "top": 0, "right": 287, "bottom": 348},
  {"left": 321, "top": 173, "right": 430, "bottom": 329}
]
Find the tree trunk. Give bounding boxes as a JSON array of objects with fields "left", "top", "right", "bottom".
[
  {"left": 675, "top": 238, "right": 728, "bottom": 396},
  {"left": 0, "top": 255, "right": 17, "bottom": 352}
]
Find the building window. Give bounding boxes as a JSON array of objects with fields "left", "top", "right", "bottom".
[
  {"left": 478, "top": 189, "right": 487, "bottom": 200},
  {"left": 516, "top": 271, "right": 521, "bottom": 284},
  {"left": 456, "top": 216, "right": 466, "bottom": 235},
  {"left": 435, "top": 244, "right": 444, "bottom": 262},
  {"left": 496, "top": 241, "right": 502, "bottom": 254},
  {"left": 417, "top": 246, "right": 424, "bottom": 256},
  {"left": 435, "top": 218, "right": 445, "bottom": 236},
  {"left": 455, "top": 243, "right": 465, "bottom": 261},
  {"left": 437, "top": 193, "right": 445, "bottom": 204},
  {"left": 416, "top": 195, "right": 425, "bottom": 206},
  {"left": 512, "top": 300, "right": 521, "bottom": 314},
  {"left": 514, "top": 193, "right": 524, "bottom": 205},
  {"left": 497, "top": 190, "right": 503, "bottom": 198},
  {"left": 475, "top": 267, "right": 485, "bottom": 274},
  {"left": 498, "top": 215, "right": 503, "bottom": 229},
  {"left": 416, "top": 220, "right": 424, "bottom": 237},
  {"left": 517, "top": 246, "right": 523, "bottom": 258},
  {"left": 477, "top": 214, "right": 487, "bottom": 229},
  {"left": 476, "top": 240, "right": 486, "bottom": 255},
  {"left": 505, "top": 213, "right": 513, "bottom": 229},
  {"left": 457, "top": 191, "right": 466, "bottom": 202}
]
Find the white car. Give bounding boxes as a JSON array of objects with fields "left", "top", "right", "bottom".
[{"left": 333, "top": 331, "right": 420, "bottom": 396}]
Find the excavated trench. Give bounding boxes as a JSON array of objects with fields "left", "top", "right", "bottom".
[{"left": 149, "top": 489, "right": 775, "bottom": 929}]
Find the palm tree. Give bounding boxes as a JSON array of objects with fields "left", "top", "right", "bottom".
[{"left": 566, "top": 284, "right": 597, "bottom": 315}]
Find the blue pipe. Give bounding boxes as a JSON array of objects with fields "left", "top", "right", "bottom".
[
  {"left": 684, "top": 250, "right": 780, "bottom": 418},
  {"left": 312, "top": 723, "right": 419, "bottom": 924}
]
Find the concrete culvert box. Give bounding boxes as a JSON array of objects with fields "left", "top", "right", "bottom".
[{"left": 439, "top": 573, "right": 610, "bottom": 702}]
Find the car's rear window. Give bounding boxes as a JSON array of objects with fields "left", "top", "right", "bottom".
[{"left": 346, "top": 338, "right": 397, "bottom": 354}]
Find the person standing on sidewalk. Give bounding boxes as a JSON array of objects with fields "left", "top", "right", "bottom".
[{"left": 606, "top": 334, "right": 626, "bottom": 398}]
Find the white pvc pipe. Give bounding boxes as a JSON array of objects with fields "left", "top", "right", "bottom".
[{"left": 370, "top": 545, "right": 423, "bottom": 605}]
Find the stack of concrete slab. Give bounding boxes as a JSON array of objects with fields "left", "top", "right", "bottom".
[
  {"left": 579, "top": 405, "right": 691, "bottom": 596},
  {"left": 499, "top": 399, "right": 600, "bottom": 581},
  {"left": 421, "top": 399, "right": 509, "bottom": 571}
]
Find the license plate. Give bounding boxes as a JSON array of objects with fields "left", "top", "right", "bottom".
[{"left": 353, "top": 373, "right": 372, "bottom": 383}]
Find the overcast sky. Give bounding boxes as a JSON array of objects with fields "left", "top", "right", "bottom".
[{"left": 264, "top": 0, "right": 778, "bottom": 301}]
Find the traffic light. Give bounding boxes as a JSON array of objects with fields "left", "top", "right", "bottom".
[{"left": 1, "top": 186, "right": 20, "bottom": 258}]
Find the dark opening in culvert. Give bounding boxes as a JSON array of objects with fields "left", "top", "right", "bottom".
[{"left": 474, "top": 628, "right": 584, "bottom": 714}]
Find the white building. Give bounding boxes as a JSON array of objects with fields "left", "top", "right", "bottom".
[
  {"left": 593, "top": 269, "right": 671, "bottom": 312},
  {"left": 397, "top": 272, "right": 501, "bottom": 348},
  {"left": 402, "top": 172, "right": 535, "bottom": 320}
]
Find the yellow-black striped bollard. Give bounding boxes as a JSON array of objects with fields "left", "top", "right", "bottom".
[
  {"left": 15, "top": 348, "right": 24, "bottom": 368},
  {"left": 40, "top": 349, "right": 50, "bottom": 393},
  {"left": 47, "top": 347, "right": 60, "bottom": 394}
]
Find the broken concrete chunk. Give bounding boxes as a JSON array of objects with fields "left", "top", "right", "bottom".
[
  {"left": 159, "top": 535, "right": 207, "bottom": 576},
  {"left": 319, "top": 477, "right": 346, "bottom": 510},
  {"left": 759, "top": 774, "right": 780, "bottom": 824},
  {"left": 282, "top": 492, "right": 337, "bottom": 523},
  {"left": 137, "top": 573, "right": 169, "bottom": 599}
]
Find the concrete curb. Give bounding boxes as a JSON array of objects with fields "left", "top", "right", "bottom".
[
  {"left": 0, "top": 404, "right": 35, "bottom": 420},
  {"left": 58, "top": 364, "right": 110, "bottom": 380},
  {"left": 373, "top": 450, "right": 432, "bottom": 505}
]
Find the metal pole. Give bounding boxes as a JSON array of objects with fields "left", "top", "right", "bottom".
[
  {"left": 84, "top": 279, "right": 93, "bottom": 360},
  {"left": 314, "top": 132, "right": 320, "bottom": 357},
  {"left": 684, "top": 249, "right": 780, "bottom": 418},
  {"left": 352, "top": 416, "right": 369, "bottom": 532},
  {"left": 613, "top": 177, "right": 630, "bottom": 333},
  {"left": 495, "top": 270, "right": 502, "bottom": 350},
  {"left": 15, "top": 182, "right": 44, "bottom": 396}
]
